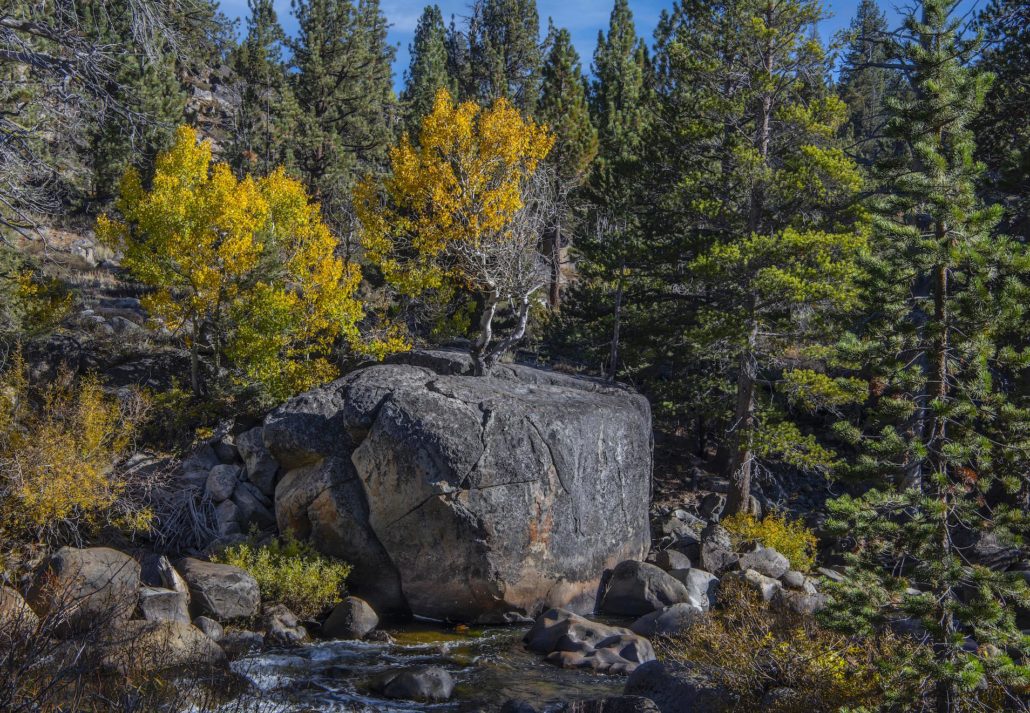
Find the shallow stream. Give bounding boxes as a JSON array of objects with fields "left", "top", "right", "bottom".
[{"left": 229, "top": 624, "right": 624, "bottom": 712}]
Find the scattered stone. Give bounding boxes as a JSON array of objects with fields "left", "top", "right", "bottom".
[
  {"left": 598, "top": 561, "right": 691, "bottom": 617},
  {"left": 525, "top": 608, "right": 656, "bottom": 674},
  {"left": 206, "top": 464, "right": 241, "bottom": 502},
  {"left": 369, "top": 665, "right": 455, "bottom": 702},
  {"left": 29, "top": 547, "right": 140, "bottom": 635},
  {"left": 779, "top": 570, "right": 807, "bottom": 590},
  {"left": 698, "top": 493, "right": 725, "bottom": 521},
  {"left": 630, "top": 603, "right": 703, "bottom": 638},
  {"left": 193, "top": 616, "right": 224, "bottom": 642},
  {"left": 735, "top": 545, "right": 789, "bottom": 580},
  {"left": 668, "top": 568, "right": 719, "bottom": 611},
  {"left": 220, "top": 629, "right": 264, "bottom": 659},
  {"left": 816, "top": 567, "right": 845, "bottom": 583},
  {"left": 699, "top": 524, "right": 738, "bottom": 575},
  {"left": 178, "top": 558, "right": 260, "bottom": 621},
  {"left": 263, "top": 603, "right": 308, "bottom": 647},
  {"left": 322, "top": 596, "right": 379, "bottom": 639},
  {"left": 771, "top": 588, "right": 827, "bottom": 615},
  {"left": 213, "top": 438, "right": 240, "bottom": 464},
  {"left": 653, "top": 550, "right": 691, "bottom": 572},
  {"left": 139, "top": 586, "right": 190, "bottom": 624},
  {"left": 624, "top": 660, "right": 736, "bottom": 713},
  {"left": 722, "top": 569, "right": 782, "bottom": 603},
  {"left": 236, "top": 427, "right": 279, "bottom": 497}
]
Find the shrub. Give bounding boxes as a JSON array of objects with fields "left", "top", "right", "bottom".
[
  {"left": 721, "top": 511, "right": 818, "bottom": 572},
  {"left": 0, "top": 354, "right": 151, "bottom": 548},
  {"left": 214, "top": 533, "right": 350, "bottom": 619},
  {"left": 661, "top": 578, "right": 901, "bottom": 711}
]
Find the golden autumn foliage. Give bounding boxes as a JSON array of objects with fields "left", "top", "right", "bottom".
[
  {"left": 355, "top": 89, "right": 554, "bottom": 297},
  {"left": 98, "top": 126, "right": 383, "bottom": 400},
  {"left": 0, "top": 352, "right": 151, "bottom": 545}
]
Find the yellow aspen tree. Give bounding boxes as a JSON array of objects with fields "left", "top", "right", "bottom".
[
  {"left": 98, "top": 126, "right": 376, "bottom": 400},
  {"left": 355, "top": 89, "right": 555, "bottom": 375}
]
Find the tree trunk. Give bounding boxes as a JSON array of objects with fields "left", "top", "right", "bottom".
[
  {"left": 608, "top": 260, "right": 624, "bottom": 383},
  {"left": 189, "top": 322, "right": 201, "bottom": 395},
  {"left": 472, "top": 293, "right": 499, "bottom": 377},
  {"left": 724, "top": 318, "right": 759, "bottom": 516},
  {"left": 547, "top": 224, "right": 563, "bottom": 309}
]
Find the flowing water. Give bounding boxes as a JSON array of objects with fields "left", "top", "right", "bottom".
[{"left": 228, "top": 624, "right": 624, "bottom": 712}]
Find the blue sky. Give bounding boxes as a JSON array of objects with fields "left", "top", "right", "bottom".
[{"left": 216, "top": 0, "right": 983, "bottom": 88}]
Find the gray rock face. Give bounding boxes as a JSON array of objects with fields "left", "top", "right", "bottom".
[
  {"left": 630, "top": 603, "right": 702, "bottom": 638},
  {"left": 525, "top": 608, "right": 656, "bottom": 674},
  {"left": 653, "top": 550, "right": 691, "bottom": 572},
  {"left": 29, "top": 547, "right": 140, "bottom": 634},
  {"left": 322, "top": 596, "right": 379, "bottom": 639},
  {"left": 232, "top": 482, "right": 276, "bottom": 531},
  {"left": 624, "top": 661, "right": 736, "bottom": 713},
  {"left": 236, "top": 427, "right": 279, "bottom": 497},
  {"left": 265, "top": 350, "right": 652, "bottom": 622},
  {"left": 370, "top": 665, "right": 455, "bottom": 702},
  {"left": 178, "top": 558, "right": 260, "bottom": 621},
  {"left": 139, "top": 587, "right": 190, "bottom": 624},
  {"left": 668, "top": 568, "right": 719, "bottom": 611},
  {"left": 598, "top": 561, "right": 690, "bottom": 617}
]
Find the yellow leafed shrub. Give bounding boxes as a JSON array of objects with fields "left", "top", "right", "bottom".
[
  {"left": 214, "top": 533, "right": 351, "bottom": 619},
  {"left": 722, "top": 511, "right": 818, "bottom": 572}
]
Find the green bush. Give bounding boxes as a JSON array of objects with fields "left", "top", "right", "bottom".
[
  {"left": 214, "top": 533, "right": 350, "bottom": 619},
  {"left": 721, "top": 511, "right": 818, "bottom": 572}
]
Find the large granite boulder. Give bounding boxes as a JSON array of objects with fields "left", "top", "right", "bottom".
[
  {"left": 265, "top": 350, "right": 653, "bottom": 622},
  {"left": 598, "top": 561, "right": 692, "bottom": 617},
  {"left": 29, "top": 547, "right": 140, "bottom": 634},
  {"left": 178, "top": 558, "right": 260, "bottom": 621}
]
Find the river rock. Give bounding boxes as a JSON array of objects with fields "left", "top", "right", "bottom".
[
  {"left": 178, "top": 558, "right": 260, "bottom": 621},
  {"left": 322, "top": 596, "right": 379, "bottom": 639},
  {"left": 624, "top": 660, "right": 736, "bottom": 713},
  {"left": 265, "top": 350, "right": 652, "bottom": 622},
  {"left": 139, "top": 586, "right": 190, "bottom": 624},
  {"left": 219, "top": 629, "right": 264, "bottom": 659},
  {"left": 263, "top": 603, "right": 309, "bottom": 646},
  {"left": 29, "top": 547, "right": 140, "bottom": 635},
  {"left": 598, "top": 561, "right": 691, "bottom": 616},
  {"left": 630, "top": 603, "right": 702, "bottom": 638},
  {"left": 525, "top": 608, "right": 656, "bottom": 674},
  {"left": 370, "top": 665, "right": 455, "bottom": 702},
  {"left": 99, "top": 620, "right": 226, "bottom": 674}
]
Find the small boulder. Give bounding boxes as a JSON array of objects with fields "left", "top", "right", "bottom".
[
  {"left": 213, "top": 437, "right": 240, "bottom": 464},
  {"left": 263, "top": 603, "right": 309, "bottom": 646},
  {"left": 598, "top": 561, "right": 691, "bottom": 617},
  {"left": 735, "top": 545, "right": 789, "bottom": 580},
  {"left": 214, "top": 499, "right": 242, "bottom": 536},
  {"left": 779, "top": 570, "right": 807, "bottom": 590},
  {"left": 322, "top": 596, "right": 379, "bottom": 639},
  {"left": 698, "top": 493, "right": 725, "bottom": 521},
  {"left": 699, "top": 524, "right": 738, "bottom": 575},
  {"left": 0, "top": 586, "right": 39, "bottom": 635},
  {"left": 29, "top": 547, "right": 140, "bottom": 635},
  {"left": 193, "top": 615, "right": 224, "bottom": 642},
  {"left": 370, "top": 665, "right": 455, "bottom": 702},
  {"left": 138, "top": 586, "right": 190, "bottom": 624},
  {"left": 232, "top": 483, "right": 276, "bottom": 531},
  {"left": 722, "top": 569, "right": 782, "bottom": 603},
  {"left": 668, "top": 568, "right": 719, "bottom": 612},
  {"left": 100, "top": 620, "right": 226, "bottom": 674},
  {"left": 630, "top": 603, "right": 702, "bottom": 638},
  {"left": 178, "top": 558, "right": 260, "bottom": 621},
  {"left": 183, "top": 444, "right": 221, "bottom": 475},
  {"left": 624, "top": 660, "right": 736, "bottom": 713},
  {"left": 220, "top": 629, "right": 264, "bottom": 659},
  {"left": 653, "top": 550, "right": 691, "bottom": 572},
  {"left": 236, "top": 427, "right": 279, "bottom": 497},
  {"left": 525, "top": 608, "right": 655, "bottom": 674},
  {"left": 206, "top": 464, "right": 241, "bottom": 502},
  {"left": 771, "top": 588, "right": 827, "bottom": 615}
]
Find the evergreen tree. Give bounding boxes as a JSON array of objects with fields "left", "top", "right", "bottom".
[
  {"left": 291, "top": 0, "right": 396, "bottom": 229},
  {"left": 230, "top": 0, "right": 299, "bottom": 177},
  {"left": 825, "top": 1, "right": 1030, "bottom": 708},
  {"left": 974, "top": 0, "right": 1030, "bottom": 240},
  {"left": 536, "top": 21, "right": 597, "bottom": 308},
  {"left": 466, "top": 0, "right": 542, "bottom": 113},
  {"left": 837, "top": 0, "right": 895, "bottom": 166},
  {"left": 402, "top": 5, "right": 454, "bottom": 132}
]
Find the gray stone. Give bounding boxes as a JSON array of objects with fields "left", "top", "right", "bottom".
[
  {"left": 816, "top": 566, "right": 845, "bottom": 583},
  {"left": 699, "top": 524, "right": 738, "bottom": 575},
  {"left": 215, "top": 499, "right": 242, "bottom": 536},
  {"left": 220, "top": 629, "right": 264, "bottom": 659},
  {"left": 206, "top": 464, "right": 241, "bottom": 502},
  {"left": 370, "top": 665, "right": 455, "bottom": 702},
  {"left": 193, "top": 616, "right": 224, "bottom": 642},
  {"left": 178, "top": 558, "right": 260, "bottom": 621},
  {"left": 29, "top": 547, "right": 140, "bottom": 635},
  {"left": 624, "top": 660, "right": 736, "bottom": 713},
  {"left": 0, "top": 586, "right": 39, "bottom": 635},
  {"left": 236, "top": 427, "right": 279, "bottom": 496},
  {"left": 525, "top": 608, "right": 655, "bottom": 674},
  {"left": 183, "top": 444, "right": 221, "bottom": 475},
  {"left": 653, "top": 550, "right": 691, "bottom": 572},
  {"left": 598, "top": 561, "right": 691, "bottom": 617},
  {"left": 139, "top": 586, "right": 190, "bottom": 624},
  {"left": 668, "top": 568, "right": 719, "bottom": 611},
  {"left": 263, "top": 603, "right": 308, "bottom": 646},
  {"left": 213, "top": 438, "right": 240, "bottom": 464},
  {"left": 780, "top": 570, "right": 807, "bottom": 590},
  {"left": 322, "top": 596, "right": 379, "bottom": 639},
  {"left": 630, "top": 603, "right": 703, "bottom": 638},
  {"left": 771, "top": 588, "right": 827, "bottom": 615},
  {"left": 232, "top": 482, "right": 276, "bottom": 531},
  {"left": 266, "top": 351, "right": 652, "bottom": 622},
  {"left": 98, "top": 621, "right": 226, "bottom": 674},
  {"left": 735, "top": 545, "right": 790, "bottom": 580},
  {"left": 722, "top": 569, "right": 782, "bottom": 602},
  {"left": 698, "top": 493, "right": 725, "bottom": 521}
]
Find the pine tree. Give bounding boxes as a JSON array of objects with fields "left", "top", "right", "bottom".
[
  {"left": 536, "top": 21, "right": 596, "bottom": 308},
  {"left": 466, "top": 0, "right": 542, "bottom": 114},
  {"left": 291, "top": 0, "right": 396, "bottom": 229},
  {"left": 825, "top": 1, "right": 1030, "bottom": 708},
  {"left": 837, "top": 0, "right": 895, "bottom": 167},
  {"left": 230, "top": 0, "right": 299, "bottom": 177},
  {"left": 402, "top": 5, "right": 454, "bottom": 132}
]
